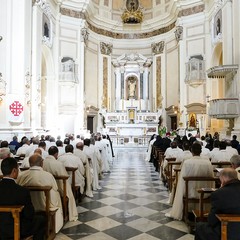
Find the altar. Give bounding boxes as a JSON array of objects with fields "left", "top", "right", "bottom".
[{"left": 100, "top": 53, "right": 161, "bottom": 144}]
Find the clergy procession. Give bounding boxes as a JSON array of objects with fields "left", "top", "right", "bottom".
[{"left": 0, "top": 133, "right": 113, "bottom": 239}]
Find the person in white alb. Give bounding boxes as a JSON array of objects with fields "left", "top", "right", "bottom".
[
  {"left": 17, "top": 154, "right": 64, "bottom": 233},
  {"left": 83, "top": 138, "right": 102, "bottom": 191},
  {"left": 74, "top": 142, "right": 93, "bottom": 197},
  {"left": 58, "top": 144, "right": 85, "bottom": 194},
  {"left": 95, "top": 135, "right": 110, "bottom": 173},
  {"left": 166, "top": 142, "right": 214, "bottom": 220},
  {"left": 43, "top": 146, "right": 78, "bottom": 221},
  {"left": 211, "top": 141, "right": 231, "bottom": 162},
  {"left": 16, "top": 138, "right": 30, "bottom": 156}
]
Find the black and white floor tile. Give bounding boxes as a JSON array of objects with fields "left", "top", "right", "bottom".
[{"left": 56, "top": 148, "right": 194, "bottom": 240}]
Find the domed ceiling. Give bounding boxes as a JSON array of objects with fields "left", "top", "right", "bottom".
[{"left": 60, "top": 0, "right": 205, "bottom": 36}]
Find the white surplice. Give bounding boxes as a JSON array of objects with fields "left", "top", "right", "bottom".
[
  {"left": 43, "top": 155, "right": 78, "bottom": 221},
  {"left": 17, "top": 166, "right": 64, "bottom": 233},
  {"left": 166, "top": 156, "right": 214, "bottom": 220}
]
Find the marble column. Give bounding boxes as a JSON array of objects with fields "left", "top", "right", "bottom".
[
  {"left": 31, "top": 2, "right": 43, "bottom": 131},
  {"left": 115, "top": 68, "right": 121, "bottom": 111},
  {"left": 143, "top": 67, "right": 149, "bottom": 110}
]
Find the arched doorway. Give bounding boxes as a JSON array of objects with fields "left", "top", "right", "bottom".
[{"left": 41, "top": 45, "right": 56, "bottom": 132}]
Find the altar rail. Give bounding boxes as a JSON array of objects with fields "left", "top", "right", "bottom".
[{"left": 111, "top": 136, "right": 150, "bottom": 146}]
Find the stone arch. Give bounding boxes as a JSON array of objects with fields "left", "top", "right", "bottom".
[
  {"left": 41, "top": 45, "right": 55, "bottom": 131},
  {"left": 209, "top": 42, "right": 224, "bottom": 131}
]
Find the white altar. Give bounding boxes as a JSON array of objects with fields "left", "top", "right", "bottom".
[{"left": 101, "top": 53, "right": 161, "bottom": 145}]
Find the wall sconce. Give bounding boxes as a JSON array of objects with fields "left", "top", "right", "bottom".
[
  {"left": 0, "top": 73, "right": 6, "bottom": 99},
  {"left": 206, "top": 95, "right": 211, "bottom": 103}
]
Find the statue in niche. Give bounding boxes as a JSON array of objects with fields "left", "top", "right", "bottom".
[
  {"left": 44, "top": 22, "right": 49, "bottom": 38},
  {"left": 216, "top": 17, "right": 221, "bottom": 35},
  {"left": 128, "top": 77, "right": 136, "bottom": 99}
]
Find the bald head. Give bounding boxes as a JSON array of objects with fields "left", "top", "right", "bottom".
[
  {"left": 76, "top": 142, "right": 84, "bottom": 150},
  {"left": 0, "top": 148, "right": 10, "bottom": 160},
  {"left": 29, "top": 154, "right": 43, "bottom": 167},
  {"left": 219, "top": 168, "right": 238, "bottom": 186},
  {"left": 34, "top": 148, "right": 42, "bottom": 156}
]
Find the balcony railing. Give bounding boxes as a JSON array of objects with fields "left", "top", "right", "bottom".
[{"left": 209, "top": 98, "right": 239, "bottom": 119}]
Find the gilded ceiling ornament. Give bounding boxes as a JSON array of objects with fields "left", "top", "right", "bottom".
[{"left": 121, "top": 0, "right": 143, "bottom": 24}]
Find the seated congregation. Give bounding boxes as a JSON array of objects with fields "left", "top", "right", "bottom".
[
  {"left": 148, "top": 133, "right": 240, "bottom": 240},
  {"left": 0, "top": 133, "right": 114, "bottom": 239}
]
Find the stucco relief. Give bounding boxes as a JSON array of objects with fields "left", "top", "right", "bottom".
[
  {"left": 100, "top": 42, "right": 113, "bottom": 55},
  {"left": 151, "top": 41, "right": 164, "bottom": 55}
]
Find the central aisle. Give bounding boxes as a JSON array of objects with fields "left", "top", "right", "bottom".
[{"left": 57, "top": 148, "right": 194, "bottom": 240}]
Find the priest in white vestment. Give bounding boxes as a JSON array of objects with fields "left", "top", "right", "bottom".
[
  {"left": 101, "top": 135, "right": 113, "bottom": 164},
  {"left": 211, "top": 141, "right": 231, "bottom": 162},
  {"left": 74, "top": 142, "right": 93, "bottom": 197},
  {"left": 43, "top": 146, "right": 78, "bottom": 221},
  {"left": 58, "top": 145, "right": 85, "bottom": 194},
  {"left": 145, "top": 134, "right": 156, "bottom": 161},
  {"left": 17, "top": 154, "right": 64, "bottom": 233},
  {"left": 83, "top": 138, "right": 102, "bottom": 190},
  {"left": 21, "top": 148, "right": 42, "bottom": 168},
  {"left": 95, "top": 136, "right": 110, "bottom": 172},
  {"left": 166, "top": 142, "right": 214, "bottom": 220}
]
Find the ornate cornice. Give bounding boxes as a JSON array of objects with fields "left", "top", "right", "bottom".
[
  {"left": 59, "top": 3, "right": 205, "bottom": 39},
  {"left": 178, "top": 4, "right": 205, "bottom": 17},
  {"left": 60, "top": 7, "right": 85, "bottom": 19},
  {"left": 88, "top": 21, "right": 176, "bottom": 39}
]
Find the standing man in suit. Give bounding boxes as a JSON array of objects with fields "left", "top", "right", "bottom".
[
  {"left": 0, "top": 157, "right": 45, "bottom": 239},
  {"left": 195, "top": 168, "right": 240, "bottom": 240}
]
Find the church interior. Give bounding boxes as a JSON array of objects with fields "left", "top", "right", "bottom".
[
  {"left": 0, "top": 0, "right": 240, "bottom": 141},
  {"left": 1, "top": 0, "right": 240, "bottom": 239}
]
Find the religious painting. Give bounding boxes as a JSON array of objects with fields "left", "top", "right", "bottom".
[{"left": 189, "top": 113, "right": 196, "bottom": 128}]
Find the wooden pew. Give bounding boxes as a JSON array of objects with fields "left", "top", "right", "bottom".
[
  {"left": 0, "top": 205, "right": 24, "bottom": 240},
  {"left": 53, "top": 175, "right": 69, "bottom": 222},
  {"left": 183, "top": 176, "right": 219, "bottom": 224},
  {"left": 164, "top": 159, "right": 178, "bottom": 191},
  {"left": 157, "top": 151, "right": 165, "bottom": 173},
  {"left": 216, "top": 214, "right": 240, "bottom": 240},
  {"left": 212, "top": 161, "right": 232, "bottom": 168},
  {"left": 192, "top": 187, "right": 216, "bottom": 222},
  {"left": 65, "top": 167, "right": 81, "bottom": 203},
  {"left": 19, "top": 167, "right": 30, "bottom": 171},
  {"left": 25, "top": 186, "right": 57, "bottom": 240}
]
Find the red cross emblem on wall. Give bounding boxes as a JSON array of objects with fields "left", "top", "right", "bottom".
[{"left": 9, "top": 101, "right": 24, "bottom": 116}]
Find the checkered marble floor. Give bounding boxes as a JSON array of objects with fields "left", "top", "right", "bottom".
[{"left": 56, "top": 148, "right": 195, "bottom": 240}]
